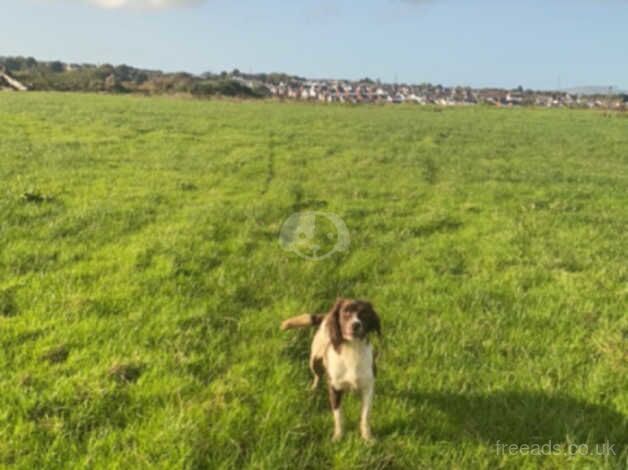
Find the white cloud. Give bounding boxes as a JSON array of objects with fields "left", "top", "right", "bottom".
[{"left": 83, "top": 0, "right": 203, "bottom": 9}]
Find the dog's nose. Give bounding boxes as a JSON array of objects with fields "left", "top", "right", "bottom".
[{"left": 352, "top": 321, "right": 362, "bottom": 333}]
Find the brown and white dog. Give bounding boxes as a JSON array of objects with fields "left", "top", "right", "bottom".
[{"left": 281, "top": 298, "right": 381, "bottom": 442}]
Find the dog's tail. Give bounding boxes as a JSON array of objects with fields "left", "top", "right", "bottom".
[{"left": 280, "top": 314, "right": 324, "bottom": 331}]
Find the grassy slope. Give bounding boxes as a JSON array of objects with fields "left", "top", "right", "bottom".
[{"left": 0, "top": 93, "right": 626, "bottom": 469}]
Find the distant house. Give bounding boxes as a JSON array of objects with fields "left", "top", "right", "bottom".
[
  {"left": 504, "top": 92, "right": 523, "bottom": 106},
  {"left": 621, "top": 94, "right": 628, "bottom": 103},
  {"left": 375, "top": 88, "right": 389, "bottom": 101}
]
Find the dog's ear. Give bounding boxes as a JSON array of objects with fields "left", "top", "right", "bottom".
[
  {"left": 327, "top": 298, "right": 345, "bottom": 352},
  {"left": 362, "top": 302, "right": 381, "bottom": 337}
]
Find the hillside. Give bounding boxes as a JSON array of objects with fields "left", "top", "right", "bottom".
[{"left": 0, "top": 56, "right": 269, "bottom": 97}]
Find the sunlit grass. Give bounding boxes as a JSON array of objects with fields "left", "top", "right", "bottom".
[{"left": 0, "top": 93, "right": 626, "bottom": 469}]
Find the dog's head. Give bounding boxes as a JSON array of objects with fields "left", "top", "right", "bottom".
[{"left": 327, "top": 298, "right": 381, "bottom": 351}]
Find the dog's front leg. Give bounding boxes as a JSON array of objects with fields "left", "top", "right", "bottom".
[
  {"left": 360, "top": 382, "right": 374, "bottom": 442},
  {"left": 328, "top": 385, "right": 343, "bottom": 441}
]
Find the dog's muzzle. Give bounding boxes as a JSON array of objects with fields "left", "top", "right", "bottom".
[{"left": 351, "top": 321, "right": 364, "bottom": 337}]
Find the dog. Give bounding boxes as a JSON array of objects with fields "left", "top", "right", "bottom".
[{"left": 281, "top": 298, "right": 381, "bottom": 442}]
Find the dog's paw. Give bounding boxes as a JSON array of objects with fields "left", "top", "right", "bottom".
[
  {"left": 331, "top": 432, "right": 343, "bottom": 442},
  {"left": 361, "top": 435, "right": 376, "bottom": 445},
  {"left": 360, "top": 430, "right": 375, "bottom": 444}
]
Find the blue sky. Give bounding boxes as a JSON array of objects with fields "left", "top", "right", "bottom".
[{"left": 3, "top": 0, "right": 627, "bottom": 89}]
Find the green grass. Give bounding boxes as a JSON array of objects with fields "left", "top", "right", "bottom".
[{"left": 0, "top": 93, "right": 626, "bottom": 469}]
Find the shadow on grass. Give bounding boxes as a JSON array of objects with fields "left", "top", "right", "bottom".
[{"left": 384, "top": 390, "right": 627, "bottom": 454}]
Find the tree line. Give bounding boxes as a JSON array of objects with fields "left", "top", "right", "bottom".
[{"left": 0, "top": 56, "right": 275, "bottom": 98}]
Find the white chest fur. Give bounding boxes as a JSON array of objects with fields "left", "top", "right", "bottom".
[{"left": 327, "top": 340, "right": 374, "bottom": 392}]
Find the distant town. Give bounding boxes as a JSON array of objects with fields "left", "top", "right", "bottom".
[
  {"left": 2, "top": 56, "right": 627, "bottom": 109},
  {"left": 257, "top": 78, "right": 628, "bottom": 109}
]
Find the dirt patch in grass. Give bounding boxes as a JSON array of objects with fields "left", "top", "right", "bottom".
[
  {"left": 0, "top": 288, "right": 18, "bottom": 317},
  {"left": 41, "top": 345, "right": 70, "bottom": 364},
  {"left": 108, "top": 362, "right": 143, "bottom": 383}
]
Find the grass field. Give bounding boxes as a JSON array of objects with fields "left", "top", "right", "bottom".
[{"left": 0, "top": 93, "right": 626, "bottom": 469}]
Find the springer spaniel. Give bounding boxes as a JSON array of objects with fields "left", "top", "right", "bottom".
[{"left": 281, "top": 298, "right": 381, "bottom": 442}]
